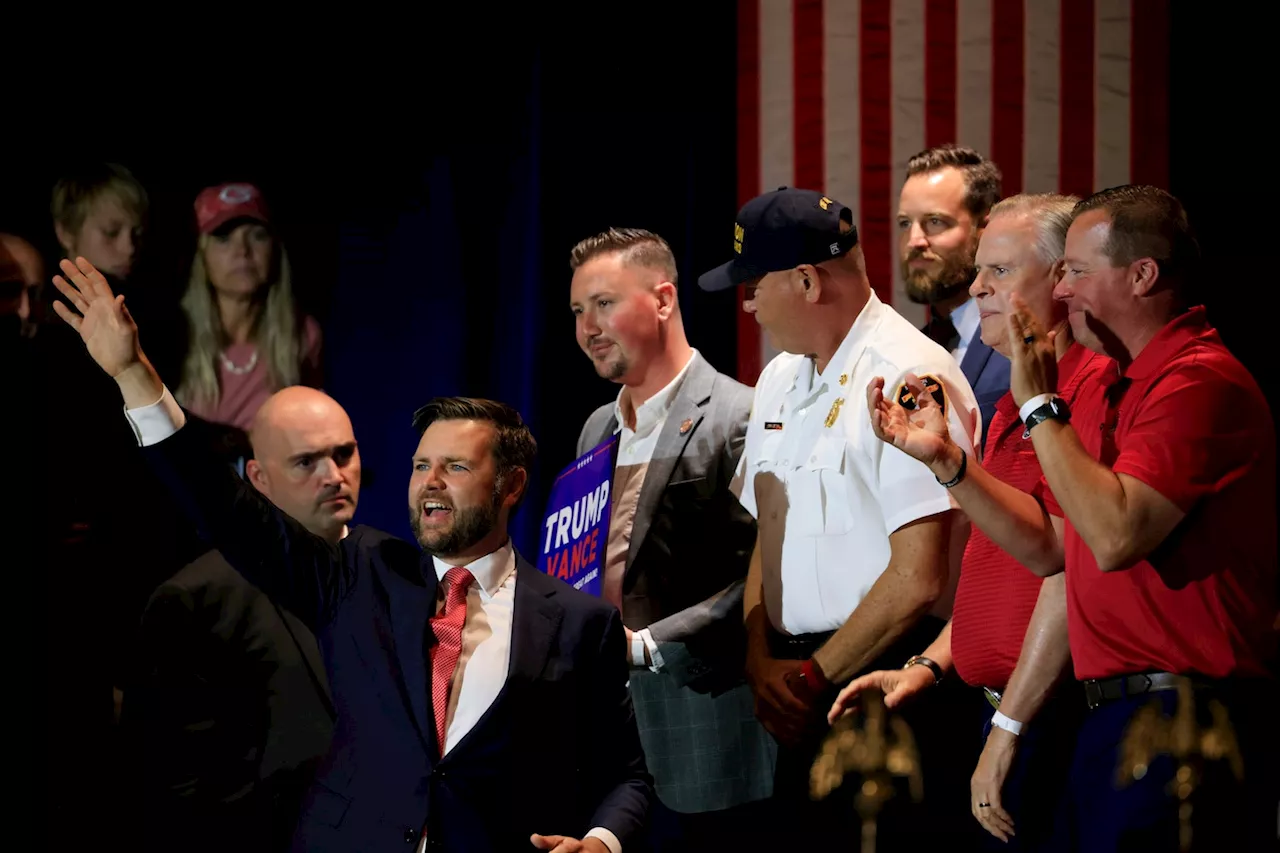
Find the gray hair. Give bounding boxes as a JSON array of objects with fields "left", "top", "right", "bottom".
[{"left": 987, "top": 193, "right": 1079, "bottom": 266}]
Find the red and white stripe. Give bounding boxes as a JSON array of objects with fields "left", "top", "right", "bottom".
[{"left": 735, "top": 0, "right": 1170, "bottom": 384}]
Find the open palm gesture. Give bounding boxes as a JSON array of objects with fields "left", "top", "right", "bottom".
[
  {"left": 51, "top": 257, "right": 143, "bottom": 378},
  {"left": 866, "top": 373, "right": 953, "bottom": 467}
]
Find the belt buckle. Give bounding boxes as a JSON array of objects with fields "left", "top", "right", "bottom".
[
  {"left": 1083, "top": 680, "right": 1103, "bottom": 710},
  {"left": 983, "top": 687, "right": 1001, "bottom": 710}
]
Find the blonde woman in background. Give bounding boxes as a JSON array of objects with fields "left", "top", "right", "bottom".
[{"left": 178, "top": 183, "right": 322, "bottom": 431}]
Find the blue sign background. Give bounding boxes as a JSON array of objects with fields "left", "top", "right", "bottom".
[{"left": 538, "top": 435, "right": 617, "bottom": 596}]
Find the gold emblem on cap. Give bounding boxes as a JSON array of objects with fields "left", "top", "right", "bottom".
[
  {"left": 819, "top": 196, "right": 833, "bottom": 210},
  {"left": 733, "top": 223, "right": 745, "bottom": 255},
  {"left": 824, "top": 397, "right": 845, "bottom": 428},
  {"left": 679, "top": 418, "right": 694, "bottom": 435},
  {"left": 838, "top": 373, "right": 848, "bottom": 386}
]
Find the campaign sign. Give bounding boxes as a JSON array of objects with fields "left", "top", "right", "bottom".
[{"left": 539, "top": 435, "right": 617, "bottom": 596}]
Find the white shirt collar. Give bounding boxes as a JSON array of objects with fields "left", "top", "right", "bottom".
[
  {"left": 431, "top": 540, "right": 516, "bottom": 601},
  {"left": 950, "top": 297, "right": 980, "bottom": 346},
  {"left": 613, "top": 348, "right": 699, "bottom": 434},
  {"left": 794, "top": 292, "right": 885, "bottom": 395}
]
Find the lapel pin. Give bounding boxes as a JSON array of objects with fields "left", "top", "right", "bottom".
[
  {"left": 679, "top": 418, "right": 693, "bottom": 435},
  {"left": 839, "top": 373, "right": 848, "bottom": 386},
  {"left": 824, "top": 397, "right": 845, "bottom": 428}
]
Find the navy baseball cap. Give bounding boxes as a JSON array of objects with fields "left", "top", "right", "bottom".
[{"left": 697, "top": 187, "right": 859, "bottom": 292}]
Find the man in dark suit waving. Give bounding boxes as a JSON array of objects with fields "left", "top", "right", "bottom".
[
  {"left": 52, "top": 257, "right": 651, "bottom": 853},
  {"left": 124, "top": 386, "right": 357, "bottom": 851},
  {"left": 569, "top": 229, "right": 774, "bottom": 851}
]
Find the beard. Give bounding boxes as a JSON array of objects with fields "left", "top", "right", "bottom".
[
  {"left": 587, "top": 339, "right": 629, "bottom": 381},
  {"left": 902, "top": 244, "right": 978, "bottom": 306},
  {"left": 408, "top": 486, "right": 503, "bottom": 557}
]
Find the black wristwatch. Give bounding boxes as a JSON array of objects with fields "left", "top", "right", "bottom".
[{"left": 1022, "top": 397, "right": 1071, "bottom": 438}]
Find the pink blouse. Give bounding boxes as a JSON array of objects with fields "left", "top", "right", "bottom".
[{"left": 186, "top": 315, "right": 323, "bottom": 432}]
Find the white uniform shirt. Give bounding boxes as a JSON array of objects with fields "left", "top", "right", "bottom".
[{"left": 733, "top": 292, "right": 980, "bottom": 635}]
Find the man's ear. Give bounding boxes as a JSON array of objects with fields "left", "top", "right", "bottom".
[
  {"left": 502, "top": 467, "right": 529, "bottom": 510},
  {"left": 796, "top": 265, "right": 821, "bottom": 302},
  {"left": 1130, "top": 258, "right": 1160, "bottom": 297},
  {"left": 654, "top": 280, "right": 678, "bottom": 320},
  {"left": 245, "top": 459, "right": 267, "bottom": 493}
]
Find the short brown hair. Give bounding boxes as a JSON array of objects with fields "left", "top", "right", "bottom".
[
  {"left": 51, "top": 162, "right": 149, "bottom": 235},
  {"left": 568, "top": 227, "right": 678, "bottom": 284},
  {"left": 905, "top": 144, "right": 1003, "bottom": 220},
  {"left": 411, "top": 397, "right": 537, "bottom": 503},
  {"left": 1072, "top": 185, "right": 1201, "bottom": 286}
]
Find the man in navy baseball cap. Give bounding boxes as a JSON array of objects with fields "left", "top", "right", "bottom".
[
  {"left": 697, "top": 187, "right": 859, "bottom": 292},
  {"left": 702, "top": 184, "right": 987, "bottom": 850}
]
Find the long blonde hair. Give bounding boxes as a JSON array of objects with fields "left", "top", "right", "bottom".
[{"left": 176, "top": 233, "right": 303, "bottom": 409}]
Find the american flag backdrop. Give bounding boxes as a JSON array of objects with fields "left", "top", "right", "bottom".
[{"left": 734, "top": 0, "right": 1170, "bottom": 383}]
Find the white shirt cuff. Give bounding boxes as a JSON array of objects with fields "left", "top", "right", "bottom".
[
  {"left": 585, "top": 826, "right": 622, "bottom": 853},
  {"left": 636, "top": 628, "right": 664, "bottom": 672},
  {"left": 123, "top": 385, "right": 185, "bottom": 446},
  {"left": 1018, "top": 393, "right": 1057, "bottom": 424}
]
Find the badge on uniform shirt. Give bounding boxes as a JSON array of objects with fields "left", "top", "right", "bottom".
[
  {"left": 896, "top": 374, "right": 948, "bottom": 418},
  {"left": 764, "top": 421, "right": 784, "bottom": 431},
  {"left": 824, "top": 397, "right": 845, "bottom": 428}
]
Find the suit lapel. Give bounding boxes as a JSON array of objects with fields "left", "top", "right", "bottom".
[
  {"left": 625, "top": 357, "right": 715, "bottom": 571},
  {"left": 383, "top": 553, "right": 439, "bottom": 758},
  {"left": 589, "top": 412, "right": 619, "bottom": 455},
  {"left": 505, "top": 561, "right": 564, "bottom": 684},
  {"left": 441, "top": 559, "right": 562, "bottom": 763},
  {"left": 960, "top": 333, "right": 994, "bottom": 390}
]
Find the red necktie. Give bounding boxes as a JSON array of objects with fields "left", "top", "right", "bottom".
[{"left": 429, "top": 566, "right": 473, "bottom": 755}]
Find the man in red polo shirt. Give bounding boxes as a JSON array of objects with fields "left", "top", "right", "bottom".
[
  {"left": 829, "top": 192, "right": 1108, "bottom": 850},
  {"left": 890, "top": 185, "right": 1276, "bottom": 850}
]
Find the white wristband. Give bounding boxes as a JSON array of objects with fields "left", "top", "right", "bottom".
[
  {"left": 1018, "top": 393, "right": 1057, "bottom": 424},
  {"left": 991, "top": 710, "right": 1024, "bottom": 736}
]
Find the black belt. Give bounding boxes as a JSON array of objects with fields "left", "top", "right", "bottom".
[
  {"left": 1082, "top": 671, "right": 1192, "bottom": 710},
  {"left": 768, "top": 628, "right": 835, "bottom": 661}
]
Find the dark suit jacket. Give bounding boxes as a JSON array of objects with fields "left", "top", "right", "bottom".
[
  {"left": 124, "top": 549, "right": 335, "bottom": 852},
  {"left": 959, "top": 334, "right": 1011, "bottom": 453},
  {"left": 577, "top": 355, "right": 774, "bottom": 812},
  {"left": 144, "top": 424, "right": 652, "bottom": 853}
]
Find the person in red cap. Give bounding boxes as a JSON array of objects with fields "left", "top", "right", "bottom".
[{"left": 175, "top": 182, "right": 322, "bottom": 432}]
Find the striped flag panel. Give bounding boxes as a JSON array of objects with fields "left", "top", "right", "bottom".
[{"left": 735, "top": 0, "right": 1169, "bottom": 384}]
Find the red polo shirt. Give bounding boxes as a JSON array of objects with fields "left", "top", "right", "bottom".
[
  {"left": 1038, "top": 308, "right": 1277, "bottom": 681},
  {"left": 952, "top": 343, "right": 1109, "bottom": 689}
]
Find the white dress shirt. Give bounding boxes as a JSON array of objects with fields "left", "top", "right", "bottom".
[
  {"left": 732, "top": 293, "right": 980, "bottom": 635},
  {"left": 122, "top": 387, "right": 622, "bottom": 853},
  {"left": 949, "top": 296, "right": 981, "bottom": 366},
  {"left": 433, "top": 547, "right": 516, "bottom": 755},
  {"left": 609, "top": 349, "right": 698, "bottom": 671}
]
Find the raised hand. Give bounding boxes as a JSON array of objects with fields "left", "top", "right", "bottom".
[
  {"left": 51, "top": 257, "right": 142, "bottom": 378},
  {"left": 826, "top": 664, "right": 935, "bottom": 724},
  {"left": 1006, "top": 292, "right": 1059, "bottom": 408},
  {"left": 865, "top": 374, "right": 953, "bottom": 468}
]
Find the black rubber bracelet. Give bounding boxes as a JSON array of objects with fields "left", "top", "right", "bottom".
[{"left": 936, "top": 448, "right": 967, "bottom": 488}]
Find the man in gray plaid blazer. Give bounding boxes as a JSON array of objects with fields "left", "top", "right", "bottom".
[{"left": 569, "top": 228, "right": 777, "bottom": 851}]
